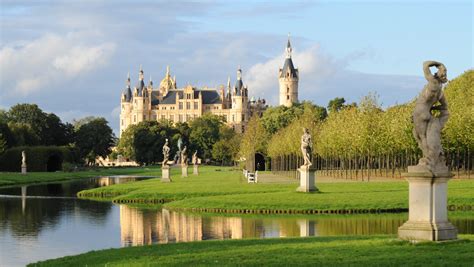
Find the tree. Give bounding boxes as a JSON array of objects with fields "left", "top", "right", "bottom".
[
  {"left": 327, "top": 97, "right": 346, "bottom": 113},
  {"left": 240, "top": 114, "right": 269, "bottom": 160},
  {"left": 189, "top": 114, "right": 223, "bottom": 160},
  {"left": 212, "top": 125, "right": 241, "bottom": 165},
  {"left": 75, "top": 118, "right": 115, "bottom": 165}
]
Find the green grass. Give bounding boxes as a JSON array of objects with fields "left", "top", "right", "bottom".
[
  {"left": 77, "top": 166, "right": 474, "bottom": 213},
  {"left": 0, "top": 166, "right": 159, "bottom": 187},
  {"left": 30, "top": 235, "right": 474, "bottom": 266}
]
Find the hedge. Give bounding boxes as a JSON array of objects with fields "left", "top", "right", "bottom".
[{"left": 0, "top": 146, "right": 78, "bottom": 172}]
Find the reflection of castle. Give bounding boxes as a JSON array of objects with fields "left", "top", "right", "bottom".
[{"left": 119, "top": 206, "right": 406, "bottom": 246}]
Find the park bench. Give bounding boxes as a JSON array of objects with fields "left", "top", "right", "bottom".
[{"left": 247, "top": 171, "right": 258, "bottom": 183}]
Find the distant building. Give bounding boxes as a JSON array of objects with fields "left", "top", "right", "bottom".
[{"left": 120, "top": 65, "right": 267, "bottom": 136}]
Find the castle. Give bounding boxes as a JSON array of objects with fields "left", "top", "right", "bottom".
[{"left": 120, "top": 37, "right": 298, "bottom": 136}]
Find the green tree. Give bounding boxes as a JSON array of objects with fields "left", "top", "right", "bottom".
[
  {"left": 189, "top": 114, "right": 223, "bottom": 160},
  {"left": 75, "top": 118, "right": 115, "bottom": 165},
  {"left": 240, "top": 114, "right": 269, "bottom": 161},
  {"left": 327, "top": 97, "right": 346, "bottom": 113}
]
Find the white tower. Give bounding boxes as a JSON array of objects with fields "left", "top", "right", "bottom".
[{"left": 279, "top": 34, "right": 299, "bottom": 107}]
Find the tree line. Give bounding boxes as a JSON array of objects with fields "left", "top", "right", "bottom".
[{"left": 0, "top": 104, "right": 115, "bottom": 166}]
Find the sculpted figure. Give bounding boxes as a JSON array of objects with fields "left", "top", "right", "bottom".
[
  {"left": 192, "top": 151, "right": 198, "bottom": 165},
  {"left": 301, "top": 128, "right": 312, "bottom": 167},
  {"left": 174, "top": 137, "right": 183, "bottom": 163},
  {"left": 180, "top": 146, "right": 187, "bottom": 165},
  {"left": 21, "top": 151, "right": 26, "bottom": 166},
  {"left": 412, "top": 61, "right": 449, "bottom": 172},
  {"left": 162, "top": 139, "right": 170, "bottom": 166}
]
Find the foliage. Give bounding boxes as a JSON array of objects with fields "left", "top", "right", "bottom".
[
  {"left": 212, "top": 126, "right": 241, "bottom": 165},
  {"left": 75, "top": 118, "right": 115, "bottom": 164},
  {"left": 327, "top": 97, "right": 346, "bottom": 113},
  {"left": 189, "top": 114, "right": 224, "bottom": 160},
  {"left": 261, "top": 101, "right": 327, "bottom": 135},
  {"left": 240, "top": 114, "right": 269, "bottom": 160},
  {"left": 6, "top": 103, "right": 73, "bottom": 146}
]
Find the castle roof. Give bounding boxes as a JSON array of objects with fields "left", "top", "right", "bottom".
[
  {"left": 280, "top": 57, "right": 298, "bottom": 79},
  {"left": 155, "top": 89, "right": 222, "bottom": 105},
  {"left": 123, "top": 86, "right": 132, "bottom": 102}
]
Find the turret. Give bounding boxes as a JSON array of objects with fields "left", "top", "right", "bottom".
[{"left": 279, "top": 34, "right": 299, "bottom": 107}]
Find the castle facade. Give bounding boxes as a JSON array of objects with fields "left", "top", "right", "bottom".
[{"left": 120, "top": 37, "right": 298, "bottom": 136}]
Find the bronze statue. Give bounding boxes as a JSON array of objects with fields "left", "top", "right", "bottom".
[
  {"left": 301, "top": 128, "right": 312, "bottom": 167},
  {"left": 162, "top": 139, "right": 170, "bottom": 166},
  {"left": 412, "top": 61, "right": 449, "bottom": 173}
]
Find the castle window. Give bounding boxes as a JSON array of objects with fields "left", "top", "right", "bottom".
[
  {"left": 133, "top": 115, "right": 136, "bottom": 122},
  {"left": 152, "top": 115, "right": 157, "bottom": 120},
  {"left": 179, "top": 114, "right": 183, "bottom": 122},
  {"left": 232, "top": 115, "right": 235, "bottom": 122},
  {"left": 179, "top": 102, "right": 183, "bottom": 110},
  {"left": 186, "top": 102, "right": 190, "bottom": 109},
  {"left": 287, "top": 95, "right": 290, "bottom": 100},
  {"left": 287, "top": 86, "right": 289, "bottom": 93},
  {"left": 170, "top": 115, "right": 174, "bottom": 121},
  {"left": 161, "top": 115, "right": 166, "bottom": 120},
  {"left": 186, "top": 114, "right": 191, "bottom": 121},
  {"left": 194, "top": 102, "right": 198, "bottom": 109},
  {"left": 242, "top": 114, "right": 245, "bottom": 121}
]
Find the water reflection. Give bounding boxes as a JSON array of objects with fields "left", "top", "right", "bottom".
[{"left": 118, "top": 205, "right": 473, "bottom": 247}]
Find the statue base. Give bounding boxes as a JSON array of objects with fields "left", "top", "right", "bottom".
[
  {"left": 182, "top": 164, "right": 188, "bottom": 177},
  {"left": 297, "top": 166, "right": 318, "bottom": 193},
  {"left": 398, "top": 167, "right": 457, "bottom": 241},
  {"left": 161, "top": 165, "right": 171, "bottom": 182},
  {"left": 193, "top": 164, "right": 199, "bottom": 175},
  {"left": 21, "top": 165, "right": 27, "bottom": 175}
]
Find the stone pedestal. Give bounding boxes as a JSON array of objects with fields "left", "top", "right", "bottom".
[
  {"left": 181, "top": 164, "right": 188, "bottom": 177},
  {"left": 161, "top": 165, "right": 171, "bottom": 182},
  {"left": 297, "top": 166, "right": 318, "bottom": 192},
  {"left": 398, "top": 168, "right": 457, "bottom": 241},
  {"left": 21, "top": 164, "right": 27, "bottom": 175},
  {"left": 193, "top": 164, "right": 199, "bottom": 175}
]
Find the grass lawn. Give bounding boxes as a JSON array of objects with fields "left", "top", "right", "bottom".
[
  {"left": 30, "top": 235, "right": 474, "bottom": 266},
  {"left": 78, "top": 166, "right": 474, "bottom": 213},
  {"left": 0, "top": 166, "right": 160, "bottom": 187}
]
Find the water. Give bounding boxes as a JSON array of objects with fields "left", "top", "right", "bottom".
[{"left": 0, "top": 178, "right": 473, "bottom": 266}]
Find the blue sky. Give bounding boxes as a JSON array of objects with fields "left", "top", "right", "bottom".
[{"left": 0, "top": 0, "right": 472, "bottom": 134}]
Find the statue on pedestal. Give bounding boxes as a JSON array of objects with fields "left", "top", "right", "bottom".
[
  {"left": 21, "top": 150, "right": 27, "bottom": 174},
  {"left": 301, "top": 128, "right": 312, "bottom": 167},
  {"left": 412, "top": 61, "right": 449, "bottom": 174},
  {"left": 162, "top": 139, "right": 170, "bottom": 167},
  {"left": 173, "top": 137, "right": 183, "bottom": 164}
]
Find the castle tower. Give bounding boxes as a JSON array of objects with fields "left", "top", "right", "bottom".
[
  {"left": 120, "top": 72, "right": 133, "bottom": 136},
  {"left": 279, "top": 34, "right": 299, "bottom": 107},
  {"left": 132, "top": 65, "right": 146, "bottom": 125}
]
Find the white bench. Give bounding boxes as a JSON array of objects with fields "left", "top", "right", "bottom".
[{"left": 247, "top": 171, "right": 258, "bottom": 183}]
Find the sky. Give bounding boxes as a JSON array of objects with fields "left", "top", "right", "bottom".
[{"left": 0, "top": 0, "right": 472, "bottom": 134}]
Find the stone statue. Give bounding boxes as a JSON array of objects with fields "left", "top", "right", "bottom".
[
  {"left": 21, "top": 151, "right": 26, "bottom": 166},
  {"left": 192, "top": 151, "right": 198, "bottom": 165},
  {"left": 174, "top": 137, "right": 183, "bottom": 163},
  {"left": 412, "top": 61, "right": 449, "bottom": 174},
  {"left": 301, "top": 128, "right": 312, "bottom": 167},
  {"left": 180, "top": 146, "right": 187, "bottom": 165},
  {"left": 162, "top": 139, "right": 170, "bottom": 166}
]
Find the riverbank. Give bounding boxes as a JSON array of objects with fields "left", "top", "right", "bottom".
[
  {"left": 78, "top": 166, "right": 474, "bottom": 214},
  {"left": 0, "top": 166, "right": 160, "bottom": 187},
  {"left": 30, "top": 234, "right": 474, "bottom": 266}
]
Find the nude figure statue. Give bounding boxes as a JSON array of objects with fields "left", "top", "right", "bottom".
[
  {"left": 412, "top": 61, "right": 449, "bottom": 173},
  {"left": 162, "top": 139, "right": 170, "bottom": 166},
  {"left": 301, "top": 128, "right": 312, "bottom": 167}
]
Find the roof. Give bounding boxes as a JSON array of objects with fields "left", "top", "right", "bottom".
[
  {"left": 280, "top": 58, "right": 298, "bottom": 79},
  {"left": 123, "top": 86, "right": 132, "bottom": 102},
  {"left": 234, "top": 79, "right": 243, "bottom": 96},
  {"left": 158, "top": 89, "right": 222, "bottom": 105}
]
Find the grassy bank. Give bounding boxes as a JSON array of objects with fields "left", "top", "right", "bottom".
[
  {"left": 30, "top": 235, "right": 474, "bottom": 266},
  {"left": 78, "top": 167, "right": 474, "bottom": 213},
  {"left": 0, "top": 166, "right": 159, "bottom": 187}
]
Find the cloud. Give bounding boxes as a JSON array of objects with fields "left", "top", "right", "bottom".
[
  {"left": 245, "top": 45, "right": 425, "bottom": 107},
  {"left": 0, "top": 32, "right": 116, "bottom": 96}
]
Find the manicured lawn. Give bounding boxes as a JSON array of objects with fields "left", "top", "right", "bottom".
[
  {"left": 78, "top": 166, "right": 474, "bottom": 213},
  {"left": 30, "top": 235, "right": 474, "bottom": 266},
  {"left": 0, "top": 166, "right": 159, "bottom": 187}
]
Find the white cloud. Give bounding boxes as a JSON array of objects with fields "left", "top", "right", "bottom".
[{"left": 0, "top": 32, "right": 116, "bottom": 96}]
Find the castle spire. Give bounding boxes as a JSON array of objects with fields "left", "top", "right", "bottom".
[
  {"left": 227, "top": 76, "right": 231, "bottom": 88},
  {"left": 139, "top": 65, "right": 144, "bottom": 81},
  {"left": 286, "top": 32, "right": 292, "bottom": 58},
  {"left": 126, "top": 72, "right": 130, "bottom": 87},
  {"left": 166, "top": 65, "right": 170, "bottom": 77},
  {"left": 237, "top": 65, "right": 242, "bottom": 80}
]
